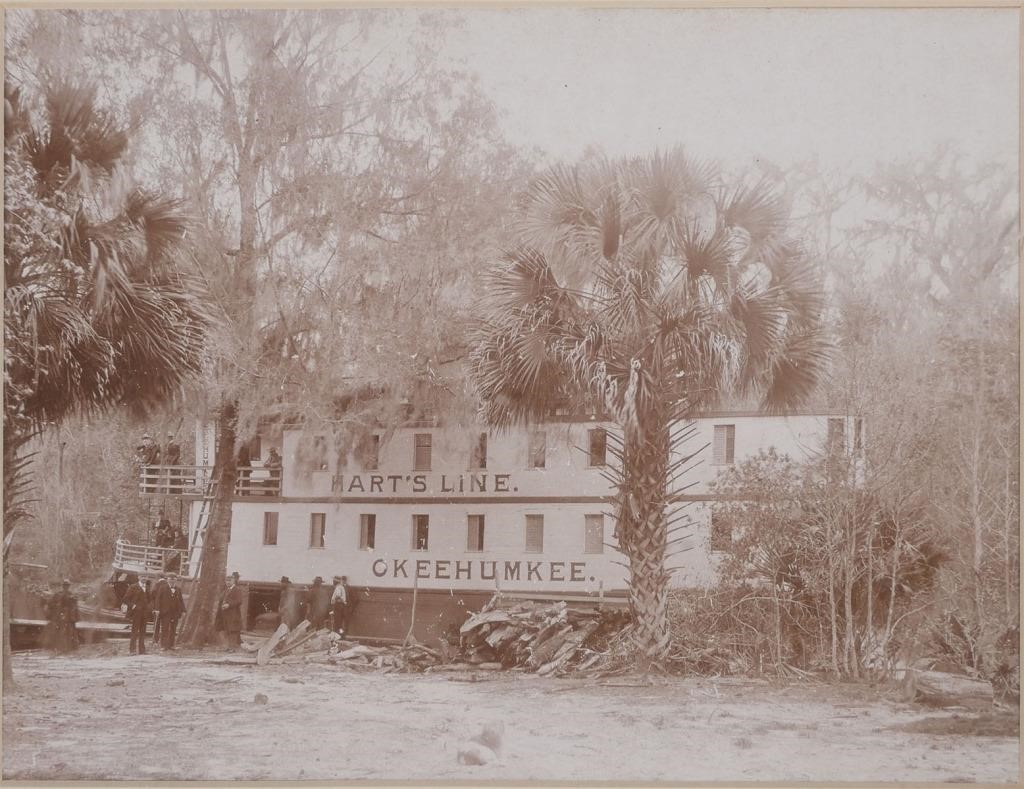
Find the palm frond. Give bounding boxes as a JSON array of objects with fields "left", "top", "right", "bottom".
[
  {"left": 719, "top": 179, "right": 787, "bottom": 247},
  {"left": 758, "top": 325, "right": 834, "bottom": 414}
]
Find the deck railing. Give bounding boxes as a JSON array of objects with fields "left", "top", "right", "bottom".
[
  {"left": 138, "top": 465, "right": 282, "bottom": 497},
  {"left": 113, "top": 540, "right": 191, "bottom": 577}
]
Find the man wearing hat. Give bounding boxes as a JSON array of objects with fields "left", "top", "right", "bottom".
[
  {"left": 163, "top": 432, "right": 182, "bottom": 494},
  {"left": 305, "top": 576, "right": 330, "bottom": 631},
  {"left": 122, "top": 575, "right": 150, "bottom": 655},
  {"left": 160, "top": 577, "right": 186, "bottom": 650},
  {"left": 217, "top": 572, "right": 245, "bottom": 650},
  {"left": 46, "top": 580, "right": 79, "bottom": 654},
  {"left": 278, "top": 576, "right": 303, "bottom": 630},
  {"left": 330, "top": 575, "right": 350, "bottom": 635},
  {"left": 150, "top": 573, "right": 171, "bottom": 648},
  {"left": 140, "top": 433, "right": 160, "bottom": 493}
]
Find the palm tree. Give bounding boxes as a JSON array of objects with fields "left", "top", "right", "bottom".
[
  {"left": 3, "top": 81, "right": 214, "bottom": 680},
  {"left": 471, "top": 150, "right": 831, "bottom": 664}
]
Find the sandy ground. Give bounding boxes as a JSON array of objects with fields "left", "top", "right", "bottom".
[{"left": 2, "top": 647, "right": 1019, "bottom": 783}]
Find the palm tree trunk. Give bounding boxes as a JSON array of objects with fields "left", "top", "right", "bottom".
[
  {"left": 180, "top": 401, "right": 237, "bottom": 646},
  {"left": 3, "top": 426, "right": 36, "bottom": 686},
  {"left": 3, "top": 570, "right": 12, "bottom": 689},
  {"left": 617, "top": 416, "right": 671, "bottom": 667}
]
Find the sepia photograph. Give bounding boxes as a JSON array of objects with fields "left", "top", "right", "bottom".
[{"left": 2, "top": 5, "right": 1020, "bottom": 783}]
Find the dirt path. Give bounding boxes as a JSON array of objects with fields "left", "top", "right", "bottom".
[{"left": 3, "top": 649, "right": 1018, "bottom": 782}]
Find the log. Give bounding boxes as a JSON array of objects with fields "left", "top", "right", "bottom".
[
  {"left": 902, "top": 669, "right": 994, "bottom": 709},
  {"left": 257, "top": 623, "right": 289, "bottom": 666}
]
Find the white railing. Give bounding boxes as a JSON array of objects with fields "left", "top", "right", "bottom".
[
  {"left": 138, "top": 465, "right": 211, "bottom": 495},
  {"left": 138, "top": 465, "right": 282, "bottom": 497},
  {"left": 113, "top": 540, "right": 191, "bottom": 576}
]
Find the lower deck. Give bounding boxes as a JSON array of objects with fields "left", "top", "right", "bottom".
[{"left": 243, "top": 583, "right": 627, "bottom": 643}]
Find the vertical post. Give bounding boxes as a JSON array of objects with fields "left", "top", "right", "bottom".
[
  {"left": 403, "top": 572, "right": 419, "bottom": 648},
  {"left": 240, "top": 584, "right": 250, "bottom": 634},
  {"left": 599, "top": 579, "right": 605, "bottom": 611}
]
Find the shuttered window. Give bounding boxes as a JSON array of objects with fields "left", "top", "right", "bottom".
[
  {"left": 263, "top": 512, "right": 278, "bottom": 546},
  {"left": 310, "top": 512, "right": 326, "bottom": 548},
  {"left": 712, "top": 424, "right": 735, "bottom": 465},
  {"left": 414, "top": 433, "right": 432, "bottom": 471},
  {"left": 525, "top": 514, "right": 544, "bottom": 553},
  {"left": 710, "top": 511, "right": 732, "bottom": 552},
  {"left": 471, "top": 433, "right": 487, "bottom": 470},
  {"left": 528, "top": 431, "right": 546, "bottom": 468},
  {"left": 359, "top": 514, "right": 376, "bottom": 550},
  {"left": 467, "top": 514, "right": 485, "bottom": 552},
  {"left": 412, "top": 514, "right": 429, "bottom": 551},
  {"left": 584, "top": 514, "right": 604, "bottom": 554},
  {"left": 853, "top": 418, "right": 863, "bottom": 453},
  {"left": 588, "top": 428, "right": 607, "bottom": 467}
]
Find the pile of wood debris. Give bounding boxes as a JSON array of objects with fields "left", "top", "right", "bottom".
[
  {"left": 456, "top": 597, "right": 631, "bottom": 676},
  {"left": 244, "top": 597, "right": 631, "bottom": 677},
  {"left": 241, "top": 620, "right": 335, "bottom": 663},
  {"left": 328, "top": 640, "right": 444, "bottom": 673}
]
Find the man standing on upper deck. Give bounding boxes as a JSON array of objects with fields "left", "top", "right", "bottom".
[
  {"left": 164, "top": 432, "right": 182, "bottom": 493},
  {"left": 140, "top": 434, "right": 160, "bottom": 493},
  {"left": 264, "top": 447, "right": 282, "bottom": 496}
]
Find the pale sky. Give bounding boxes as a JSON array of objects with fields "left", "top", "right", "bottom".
[{"left": 440, "top": 8, "right": 1019, "bottom": 171}]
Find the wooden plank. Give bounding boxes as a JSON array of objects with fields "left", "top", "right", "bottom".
[
  {"left": 459, "top": 610, "right": 514, "bottom": 634},
  {"left": 274, "top": 620, "right": 310, "bottom": 651},
  {"left": 273, "top": 629, "right": 319, "bottom": 658},
  {"left": 257, "top": 623, "right": 289, "bottom": 666}
]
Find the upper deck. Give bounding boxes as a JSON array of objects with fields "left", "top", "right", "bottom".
[{"left": 277, "top": 412, "right": 853, "bottom": 503}]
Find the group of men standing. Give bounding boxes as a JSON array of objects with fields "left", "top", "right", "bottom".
[
  {"left": 121, "top": 573, "right": 186, "bottom": 655},
  {"left": 49, "top": 571, "right": 352, "bottom": 657},
  {"left": 137, "top": 432, "right": 183, "bottom": 493},
  {"left": 279, "top": 575, "right": 350, "bottom": 634}
]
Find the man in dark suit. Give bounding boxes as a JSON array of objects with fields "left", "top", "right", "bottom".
[
  {"left": 122, "top": 576, "right": 150, "bottom": 655},
  {"left": 306, "top": 576, "right": 329, "bottom": 631},
  {"left": 278, "top": 576, "right": 303, "bottom": 630},
  {"left": 164, "top": 432, "right": 182, "bottom": 493},
  {"left": 47, "top": 580, "right": 79, "bottom": 653},
  {"left": 150, "top": 573, "right": 171, "bottom": 649},
  {"left": 161, "top": 578, "right": 187, "bottom": 650},
  {"left": 218, "top": 572, "right": 244, "bottom": 650}
]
